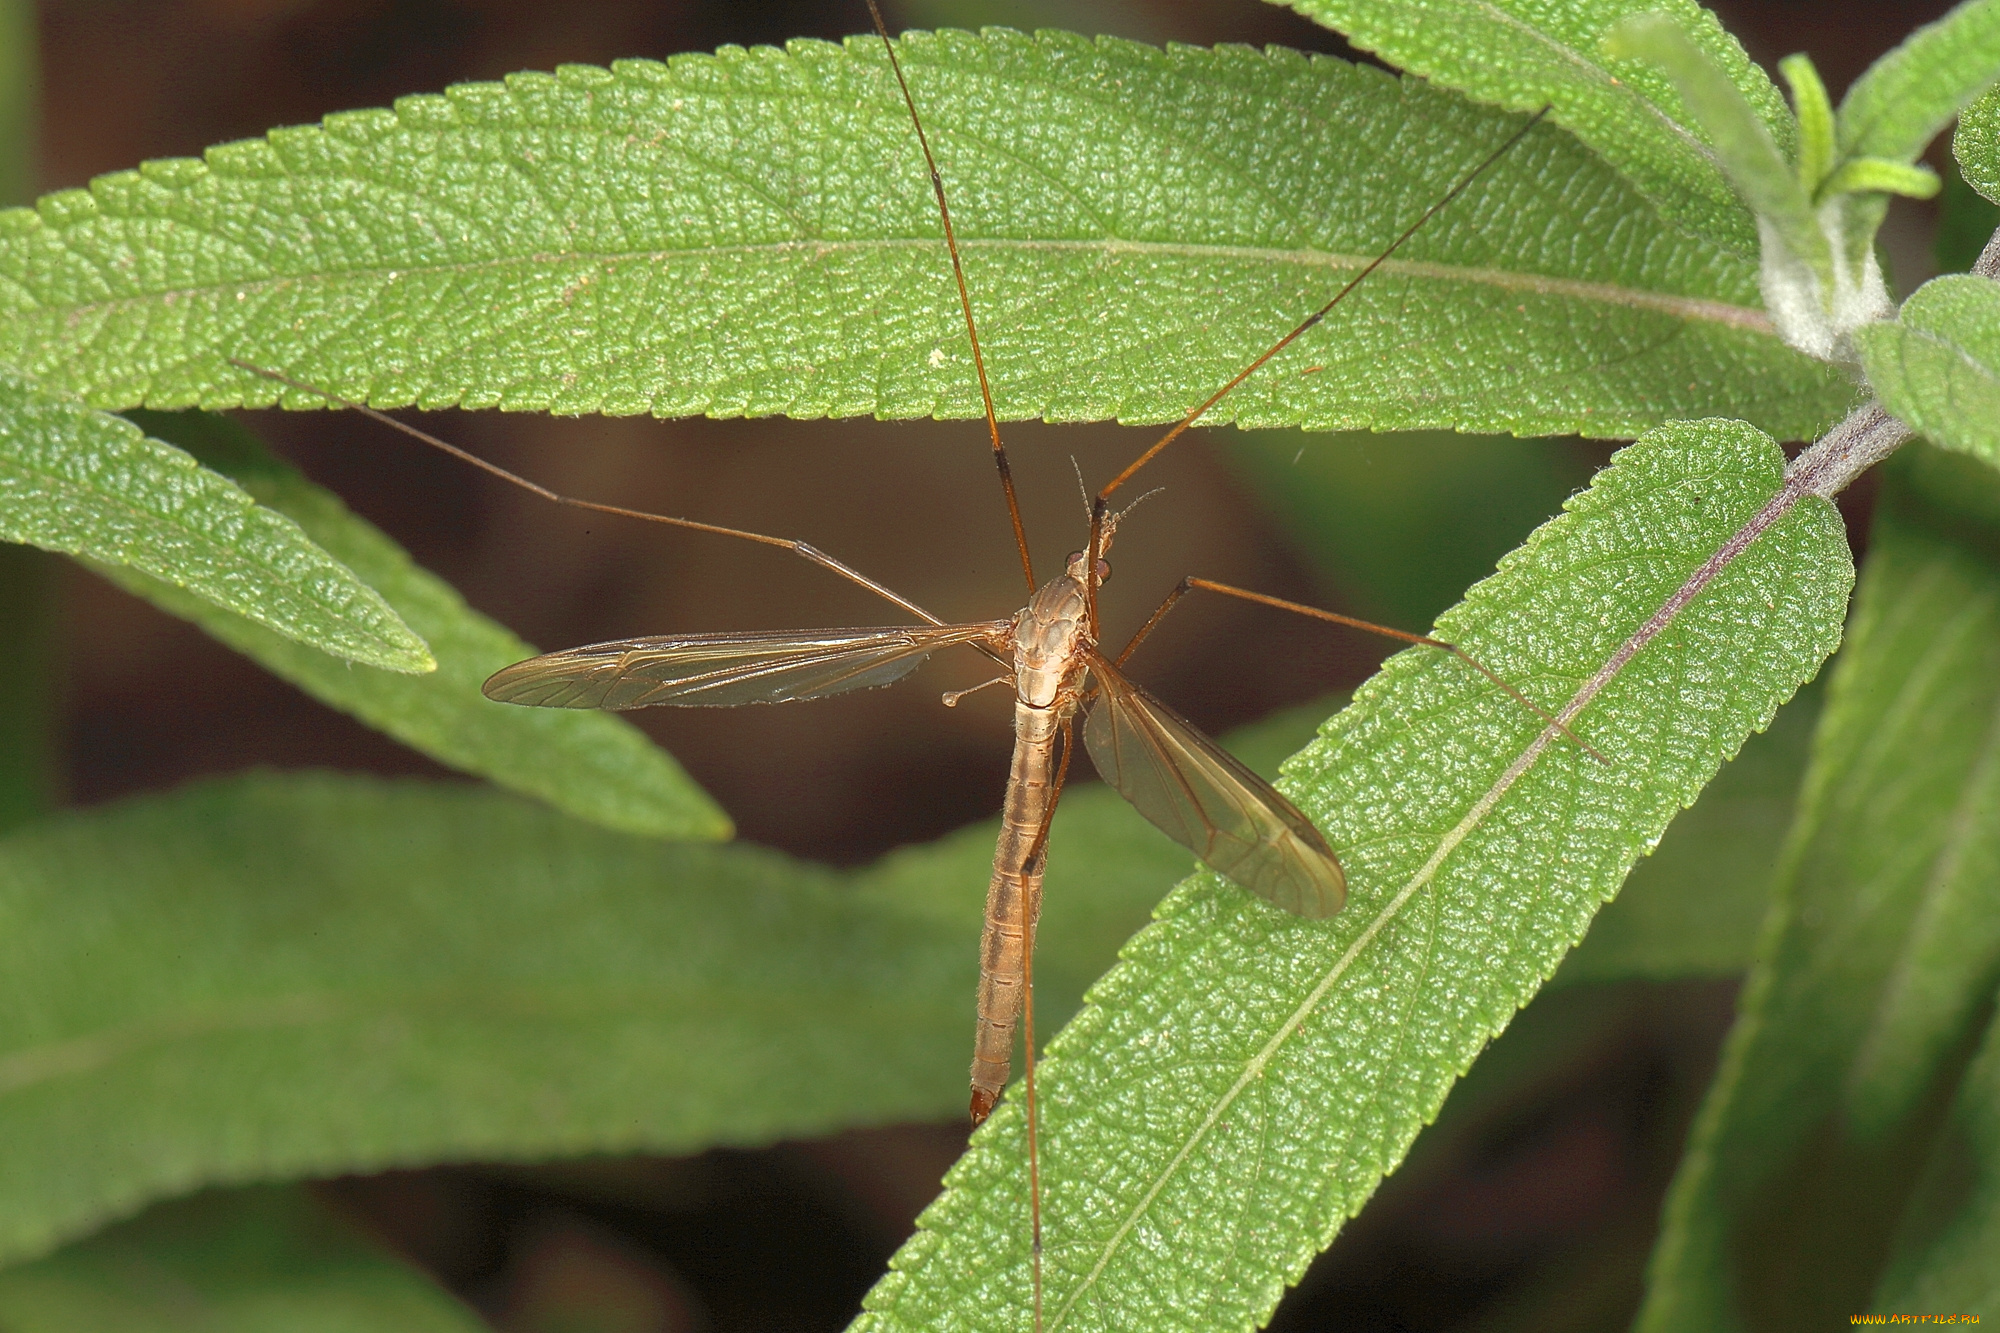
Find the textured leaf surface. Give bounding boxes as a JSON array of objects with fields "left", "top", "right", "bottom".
[
  {"left": 1871, "top": 999, "right": 2000, "bottom": 1316},
  {"left": 855, "top": 420, "right": 1852, "bottom": 1333},
  {"left": 1958, "top": 82, "right": 2000, "bottom": 205},
  {"left": 0, "top": 369, "right": 429, "bottom": 671},
  {"left": 107, "top": 409, "right": 727, "bottom": 842},
  {"left": 0, "top": 33, "right": 1847, "bottom": 439},
  {"left": 1639, "top": 446, "right": 2000, "bottom": 1333},
  {"left": 1836, "top": 0, "right": 2000, "bottom": 169},
  {"left": 1857, "top": 274, "right": 2000, "bottom": 468},
  {"left": 0, "top": 1186, "right": 481, "bottom": 1333},
  {"left": 1279, "top": 0, "right": 1786, "bottom": 257}
]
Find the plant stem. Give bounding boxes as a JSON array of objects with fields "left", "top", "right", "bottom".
[
  {"left": 1783, "top": 221, "right": 2000, "bottom": 503},
  {"left": 1786, "top": 402, "right": 1909, "bottom": 500}
]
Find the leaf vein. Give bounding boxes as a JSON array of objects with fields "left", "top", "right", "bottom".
[{"left": 19, "top": 240, "right": 1774, "bottom": 342}]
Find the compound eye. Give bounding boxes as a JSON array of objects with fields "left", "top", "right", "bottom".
[
  {"left": 1095, "top": 557, "right": 1112, "bottom": 582},
  {"left": 1066, "top": 549, "right": 1085, "bottom": 566}
]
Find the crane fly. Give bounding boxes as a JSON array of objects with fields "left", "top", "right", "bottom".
[{"left": 236, "top": 13, "right": 1572, "bottom": 1327}]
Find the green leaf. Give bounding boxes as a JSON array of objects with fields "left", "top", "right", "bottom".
[
  {"left": 1638, "top": 445, "right": 2000, "bottom": 1332},
  {"left": 856, "top": 419, "right": 1852, "bottom": 1333},
  {"left": 1871, "top": 997, "right": 2000, "bottom": 1315},
  {"left": 1779, "top": 54, "right": 1835, "bottom": 195},
  {"left": 0, "top": 729, "right": 1219, "bottom": 1264},
  {"left": 1556, "top": 679, "right": 1818, "bottom": 987},
  {"left": 1956, "top": 82, "right": 2000, "bottom": 205},
  {"left": 1279, "top": 0, "right": 1788, "bottom": 257},
  {"left": 0, "top": 367, "right": 430, "bottom": 672},
  {"left": 0, "top": 33, "right": 1849, "bottom": 440},
  {"left": 0, "top": 1186, "right": 482, "bottom": 1333},
  {"left": 1602, "top": 13, "right": 1825, "bottom": 281},
  {"left": 1835, "top": 0, "right": 2000, "bottom": 172},
  {"left": 1856, "top": 274, "right": 2000, "bottom": 468},
  {"left": 111, "top": 409, "right": 727, "bottom": 842}
]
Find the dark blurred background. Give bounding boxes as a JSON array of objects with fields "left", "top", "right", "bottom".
[{"left": 21, "top": 0, "right": 1960, "bottom": 1329}]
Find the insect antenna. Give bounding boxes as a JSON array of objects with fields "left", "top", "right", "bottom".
[
  {"left": 866, "top": 0, "right": 1037, "bottom": 597},
  {"left": 1109, "top": 486, "right": 1165, "bottom": 528}
]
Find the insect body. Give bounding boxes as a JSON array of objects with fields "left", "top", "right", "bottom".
[
  {"left": 479, "top": 504, "right": 1349, "bottom": 1125},
  {"left": 968, "top": 550, "right": 1096, "bottom": 1126}
]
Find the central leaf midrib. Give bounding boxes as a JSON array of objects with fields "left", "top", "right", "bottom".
[
  {"left": 0, "top": 981, "right": 948, "bottom": 1098},
  {"left": 19, "top": 236, "right": 1772, "bottom": 336}
]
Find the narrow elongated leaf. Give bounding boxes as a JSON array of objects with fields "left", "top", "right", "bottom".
[
  {"left": 1857, "top": 274, "right": 2000, "bottom": 468},
  {"left": 109, "top": 409, "right": 728, "bottom": 842},
  {"left": 856, "top": 419, "right": 1852, "bottom": 1333},
  {"left": 1639, "top": 446, "right": 2000, "bottom": 1333},
  {"left": 0, "top": 368, "right": 429, "bottom": 672},
  {"left": 1279, "top": 0, "right": 1786, "bottom": 257},
  {"left": 1871, "top": 996, "right": 2000, "bottom": 1315},
  {"left": 0, "top": 34, "right": 1847, "bottom": 439},
  {"left": 1836, "top": 0, "right": 2000, "bottom": 170},
  {"left": 0, "top": 702, "right": 1339, "bottom": 1263},
  {"left": 0, "top": 753, "right": 1188, "bottom": 1265},
  {"left": 0, "top": 1186, "right": 482, "bottom": 1333}
]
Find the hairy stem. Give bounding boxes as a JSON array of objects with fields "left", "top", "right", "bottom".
[{"left": 1782, "top": 220, "right": 2000, "bottom": 500}]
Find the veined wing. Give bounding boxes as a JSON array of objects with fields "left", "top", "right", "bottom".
[
  {"left": 484, "top": 622, "right": 1011, "bottom": 710},
  {"left": 1083, "top": 655, "right": 1345, "bottom": 918}
]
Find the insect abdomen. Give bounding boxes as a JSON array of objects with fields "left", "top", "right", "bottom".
[{"left": 969, "top": 702, "right": 1062, "bottom": 1124}]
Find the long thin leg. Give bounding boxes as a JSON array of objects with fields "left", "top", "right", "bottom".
[
  {"left": 1122, "top": 576, "right": 1608, "bottom": 763},
  {"left": 1082, "top": 105, "right": 1551, "bottom": 635},
  {"left": 1017, "top": 713, "right": 1076, "bottom": 1333},
  {"left": 865, "top": 0, "right": 1037, "bottom": 597},
  {"left": 227, "top": 361, "right": 1011, "bottom": 663}
]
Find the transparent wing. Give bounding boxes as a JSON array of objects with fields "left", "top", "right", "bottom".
[
  {"left": 483, "top": 622, "right": 1010, "bottom": 710},
  {"left": 1083, "top": 657, "right": 1345, "bottom": 918}
]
